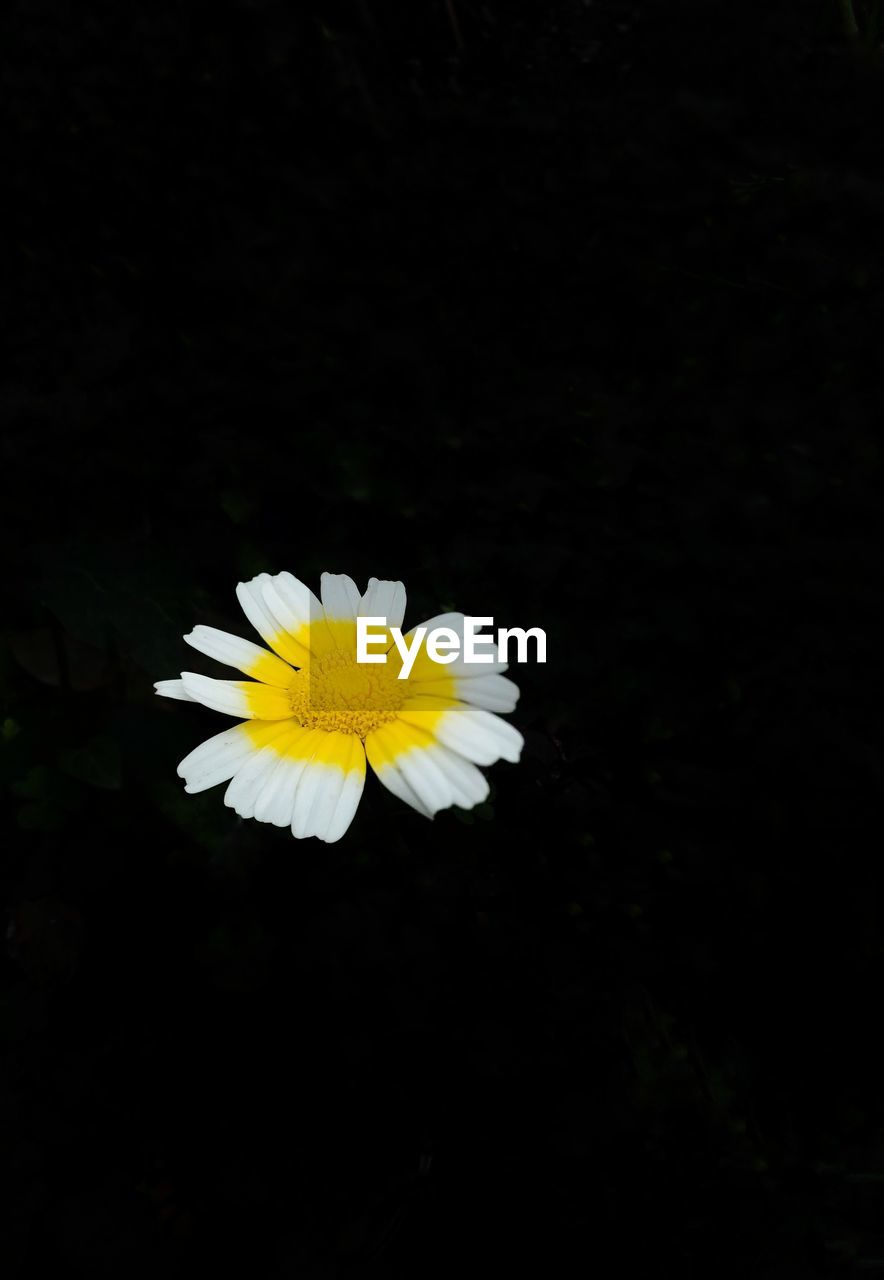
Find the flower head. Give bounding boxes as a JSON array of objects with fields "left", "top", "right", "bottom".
[{"left": 155, "top": 572, "right": 523, "bottom": 842}]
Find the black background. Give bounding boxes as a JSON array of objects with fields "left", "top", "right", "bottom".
[{"left": 3, "top": 1, "right": 884, "bottom": 1274}]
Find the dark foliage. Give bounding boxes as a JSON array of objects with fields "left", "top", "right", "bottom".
[{"left": 2, "top": 1, "right": 884, "bottom": 1274}]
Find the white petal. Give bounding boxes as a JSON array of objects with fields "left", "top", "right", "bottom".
[
  {"left": 371, "top": 763, "right": 434, "bottom": 819},
  {"left": 180, "top": 672, "right": 250, "bottom": 717},
  {"left": 291, "top": 734, "right": 365, "bottom": 840},
  {"left": 359, "top": 577, "right": 406, "bottom": 630},
  {"left": 322, "top": 767, "right": 366, "bottom": 842},
  {"left": 253, "top": 755, "right": 313, "bottom": 827},
  {"left": 235, "top": 574, "right": 280, "bottom": 647},
  {"left": 408, "top": 613, "right": 508, "bottom": 676},
  {"left": 236, "top": 572, "right": 316, "bottom": 669},
  {"left": 320, "top": 572, "right": 361, "bottom": 621},
  {"left": 183, "top": 625, "right": 293, "bottom": 685},
  {"left": 393, "top": 745, "right": 454, "bottom": 815},
  {"left": 224, "top": 746, "right": 281, "bottom": 818},
  {"left": 430, "top": 707, "right": 524, "bottom": 765},
  {"left": 367, "top": 723, "right": 491, "bottom": 816},
  {"left": 428, "top": 744, "right": 490, "bottom": 808},
  {"left": 365, "top": 725, "right": 444, "bottom": 818},
  {"left": 261, "top": 572, "right": 322, "bottom": 637},
  {"left": 408, "top": 673, "right": 519, "bottom": 713},
  {"left": 291, "top": 766, "right": 334, "bottom": 838},
  {"left": 154, "top": 679, "right": 197, "bottom": 702},
  {"left": 178, "top": 724, "right": 257, "bottom": 793},
  {"left": 453, "top": 673, "right": 520, "bottom": 712},
  {"left": 250, "top": 754, "right": 289, "bottom": 824}
]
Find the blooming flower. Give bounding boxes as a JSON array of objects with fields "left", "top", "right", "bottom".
[{"left": 155, "top": 572, "right": 523, "bottom": 842}]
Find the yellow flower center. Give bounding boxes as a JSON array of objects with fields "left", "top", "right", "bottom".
[{"left": 286, "top": 648, "right": 407, "bottom": 737}]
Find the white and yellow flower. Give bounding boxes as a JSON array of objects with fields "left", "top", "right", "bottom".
[{"left": 155, "top": 572, "right": 523, "bottom": 842}]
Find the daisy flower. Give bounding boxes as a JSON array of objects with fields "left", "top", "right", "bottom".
[{"left": 155, "top": 572, "right": 523, "bottom": 842}]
